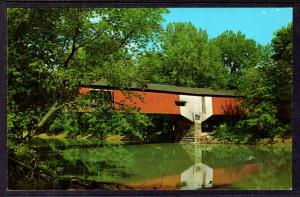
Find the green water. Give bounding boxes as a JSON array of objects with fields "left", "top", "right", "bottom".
[{"left": 54, "top": 143, "right": 291, "bottom": 190}]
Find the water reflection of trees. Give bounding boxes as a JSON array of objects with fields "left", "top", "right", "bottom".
[
  {"left": 60, "top": 145, "right": 135, "bottom": 181},
  {"left": 232, "top": 145, "right": 292, "bottom": 189},
  {"left": 58, "top": 143, "right": 291, "bottom": 189}
]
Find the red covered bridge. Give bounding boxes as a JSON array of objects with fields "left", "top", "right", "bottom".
[{"left": 80, "top": 80, "right": 243, "bottom": 142}]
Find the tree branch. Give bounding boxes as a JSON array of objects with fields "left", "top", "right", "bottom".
[
  {"left": 119, "top": 28, "right": 136, "bottom": 49},
  {"left": 63, "top": 26, "right": 80, "bottom": 69},
  {"left": 29, "top": 101, "right": 75, "bottom": 138},
  {"left": 76, "top": 28, "right": 106, "bottom": 50},
  {"left": 9, "top": 157, "right": 52, "bottom": 183}
]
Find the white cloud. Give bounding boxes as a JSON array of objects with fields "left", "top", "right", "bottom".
[
  {"left": 261, "top": 11, "right": 267, "bottom": 15},
  {"left": 270, "top": 8, "right": 280, "bottom": 13}
]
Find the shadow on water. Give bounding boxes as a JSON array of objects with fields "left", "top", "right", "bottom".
[{"left": 43, "top": 143, "right": 292, "bottom": 190}]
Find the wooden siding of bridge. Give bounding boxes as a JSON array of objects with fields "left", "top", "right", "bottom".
[
  {"left": 79, "top": 87, "right": 243, "bottom": 116},
  {"left": 113, "top": 90, "right": 181, "bottom": 115},
  {"left": 212, "top": 97, "right": 243, "bottom": 115}
]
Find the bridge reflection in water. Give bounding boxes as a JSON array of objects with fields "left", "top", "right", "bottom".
[
  {"left": 121, "top": 144, "right": 259, "bottom": 189},
  {"left": 125, "top": 161, "right": 258, "bottom": 189},
  {"left": 56, "top": 143, "right": 292, "bottom": 190}
]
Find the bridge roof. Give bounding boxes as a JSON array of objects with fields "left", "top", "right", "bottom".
[{"left": 87, "top": 79, "right": 236, "bottom": 97}]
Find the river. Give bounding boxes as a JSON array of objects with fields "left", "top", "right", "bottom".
[{"left": 43, "top": 143, "right": 292, "bottom": 190}]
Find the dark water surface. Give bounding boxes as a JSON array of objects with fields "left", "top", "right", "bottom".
[{"left": 48, "top": 143, "right": 292, "bottom": 190}]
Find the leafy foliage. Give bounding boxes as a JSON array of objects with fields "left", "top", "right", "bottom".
[
  {"left": 212, "top": 30, "right": 263, "bottom": 88},
  {"left": 213, "top": 30, "right": 261, "bottom": 75},
  {"left": 8, "top": 7, "right": 167, "bottom": 137},
  {"left": 137, "top": 22, "right": 230, "bottom": 89},
  {"left": 213, "top": 24, "right": 292, "bottom": 142},
  {"left": 8, "top": 8, "right": 167, "bottom": 189}
]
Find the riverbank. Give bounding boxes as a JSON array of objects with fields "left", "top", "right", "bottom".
[
  {"left": 195, "top": 132, "right": 292, "bottom": 145},
  {"left": 33, "top": 132, "right": 292, "bottom": 146},
  {"left": 33, "top": 133, "right": 127, "bottom": 145}
]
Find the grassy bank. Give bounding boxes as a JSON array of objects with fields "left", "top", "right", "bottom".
[
  {"left": 199, "top": 132, "right": 292, "bottom": 145},
  {"left": 32, "top": 132, "right": 293, "bottom": 147}
]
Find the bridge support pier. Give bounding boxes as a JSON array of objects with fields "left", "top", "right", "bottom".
[
  {"left": 177, "top": 121, "right": 203, "bottom": 143},
  {"left": 194, "top": 121, "right": 202, "bottom": 142}
]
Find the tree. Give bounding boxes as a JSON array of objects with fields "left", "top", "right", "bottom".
[
  {"left": 7, "top": 8, "right": 168, "bottom": 189},
  {"left": 8, "top": 8, "right": 168, "bottom": 139},
  {"left": 228, "top": 24, "right": 293, "bottom": 141},
  {"left": 268, "top": 23, "right": 293, "bottom": 124},
  {"left": 271, "top": 23, "right": 292, "bottom": 65},
  {"left": 212, "top": 31, "right": 263, "bottom": 89},
  {"left": 138, "top": 22, "right": 230, "bottom": 89},
  {"left": 213, "top": 30, "right": 262, "bottom": 74}
]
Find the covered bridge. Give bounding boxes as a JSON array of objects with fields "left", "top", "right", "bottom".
[{"left": 80, "top": 80, "right": 243, "bottom": 142}]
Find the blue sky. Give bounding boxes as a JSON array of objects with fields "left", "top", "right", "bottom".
[{"left": 162, "top": 8, "right": 292, "bottom": 45}]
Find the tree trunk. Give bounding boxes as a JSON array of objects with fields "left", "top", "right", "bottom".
[
  {"left": 37, "top": 102, "right": 59, "bottom": 129},
  {"left": 30, "top": 101, "right": 69, "bottom": 138}
]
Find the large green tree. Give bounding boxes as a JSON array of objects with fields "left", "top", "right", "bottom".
[
  {"left": 138, "top": 22, "right": 230, "bottom": 89},
  {"left": 8, "top": 8, "right": 167, "bottom": 139},
  {"left": 212, "top": 30, "right": 263, "bottom": 88},
  {"left": 218, "top": 24, "right": 293, "bottom": 141},
  {"left": 8, "top": 8, "right": 168, "bottom": 189},
  {"left": 213, "top": 30, "right": 262, "bottom": 75},
  {"left": 268, "top": 23, "right": 293, "bottom": 123}
]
